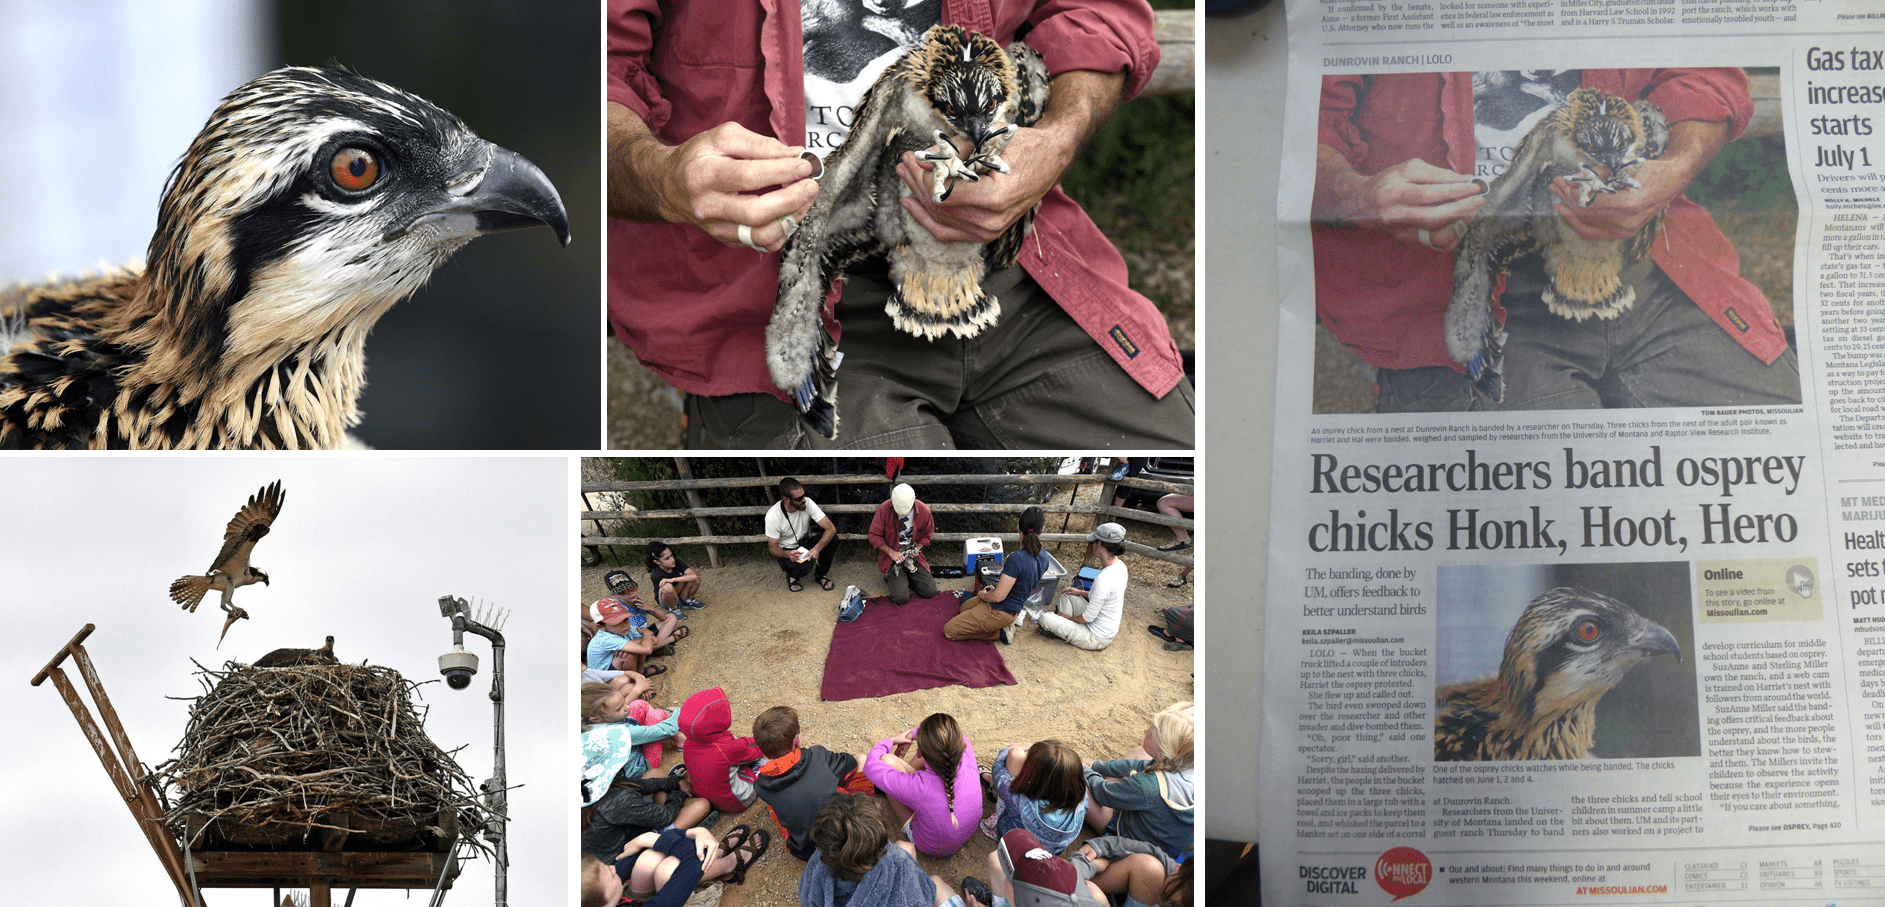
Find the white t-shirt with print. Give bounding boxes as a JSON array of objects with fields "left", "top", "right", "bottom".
[{"left": 800, "top": 0, "right": 941, "bottom": 158}]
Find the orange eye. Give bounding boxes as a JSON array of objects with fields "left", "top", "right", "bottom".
[
  {"left": 329, "top": 147, "right": 380, "bottom": 192},
  {"left": 1575, "top": 620, "right": 1600, "bottom": 643}
]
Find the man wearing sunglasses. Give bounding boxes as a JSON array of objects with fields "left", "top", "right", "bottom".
[{"left": 764, "top": 477, "right": 839, "bottom": 592}]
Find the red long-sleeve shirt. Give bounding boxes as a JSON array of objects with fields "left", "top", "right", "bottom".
[
  {"left": 1313, "top": 69, "right": 1787, "bottom": 372},
  {"left": 607, "top": 0, "right": 1185, "bottom": 402}
]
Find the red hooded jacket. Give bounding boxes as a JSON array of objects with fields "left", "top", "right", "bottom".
[{"left": 679, "top": 687, "right": 766, "bottom": 813}]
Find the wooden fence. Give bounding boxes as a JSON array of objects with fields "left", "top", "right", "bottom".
[{"left": 581, "top": 464, "right": 1193, "bottom": 571}]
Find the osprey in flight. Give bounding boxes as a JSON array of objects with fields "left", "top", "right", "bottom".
[
  {"left": 1444, "top": 88, "right": 1669, "bottom": 402},
  {"left": 0, "top": 65, "right": 570, "bottom": 449},
  {"left": 169, "top": 480, "right": 286, "bottom": 643},
  {"left": 769, "top": 25, "right": 1050, "bottom": 438},
  {"left": 1434, "top": 587, "right": 1681, "bottom": 761}
]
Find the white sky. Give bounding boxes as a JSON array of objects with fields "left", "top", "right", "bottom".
[{"left": 0, "top": 457, "right": 570, "bottom": 905}]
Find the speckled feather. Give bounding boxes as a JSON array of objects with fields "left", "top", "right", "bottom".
[
  {"left": 1444, "top": 88, "right": 1669, "bottom": 402},
  {"left": 768, "top": 26, "right": 1049, "bottom": 440}
]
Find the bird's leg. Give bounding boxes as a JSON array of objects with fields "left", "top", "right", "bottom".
[
  {"left": 916, "top": 131, "right": 981, "bottom": 203},
  {"left": 217, "top": 607, "right": 250, "bottom": 648},
  {"left": 964, "top": 123, "right": 1018, "bottom": 175},
  {"left": 1566, "top": 163, "right": 1605, "bottom": 207}
]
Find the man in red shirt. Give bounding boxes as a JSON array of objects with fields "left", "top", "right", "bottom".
[
  {"left": 606, "top": 0, "right": 1193, "bottom": 448},
  {"left": 1314, "top": 68, "right": 1800, "bottom": 411}
]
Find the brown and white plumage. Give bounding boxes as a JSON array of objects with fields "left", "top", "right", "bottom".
[
  {"left": 769, "top": 25, "right": 1050, "bottom": 438},
  {"left": 1445, "top": 88, "right": 1669, "bottom": 401},
  {"left": 0, "top": 65, "right": 569, "bottom": 449},
  {"left": 254, "top": 635, "right": 337, "bottom": 668},
  {"left": 1435, "top": 587, "right": 1680, "bottom": 761},
  {"left": 170, "top": 481, "right": 286, "bottom": 646}
]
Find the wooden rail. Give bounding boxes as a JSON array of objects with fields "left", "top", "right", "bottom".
[{"left": 582, "top": 468, "right": 1194, "bottom": 569}]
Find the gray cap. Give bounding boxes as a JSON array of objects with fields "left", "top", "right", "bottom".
[{"left": 1087, "top": 522, "right": 1126, "bottom": 544}]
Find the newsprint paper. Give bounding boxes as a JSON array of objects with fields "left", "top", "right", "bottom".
[{"left": 1259, "top": 1, "right": 1885, "bottom": 904}]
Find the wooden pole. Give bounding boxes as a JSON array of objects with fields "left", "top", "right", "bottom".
[
  {"left": 32, "top": 624, "right": 197, "bottom": 906},
  {"left": 673, "top": 457, "right": 722, "bottom": 569}
]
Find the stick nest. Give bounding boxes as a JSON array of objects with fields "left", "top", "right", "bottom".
[{"left": 150, "top": 661, "right": 490, "bottom": 853}]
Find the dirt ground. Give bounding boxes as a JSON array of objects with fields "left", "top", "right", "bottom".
[{"left": 581, "top": 526, "right": 1195, "bottom": 907}]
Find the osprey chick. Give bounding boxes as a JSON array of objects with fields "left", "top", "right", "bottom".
[
  {"left": 169, "top": 480, "right": 286, "bottom": 643},
  {"left": 769, "top": 25, "right": 1050, "bottom": 438},
  {"left": 1445, "top": 88, "right": 1669, "bottom": 401},
  {"left": 254, "top": 635, "right": 338, "bottom": 668},
  {"left": 0, "top": 65, "right": 570, "bottom": 449},
  {"left": 1435, "top": 587, "right": 1680, "bottom": 761}
]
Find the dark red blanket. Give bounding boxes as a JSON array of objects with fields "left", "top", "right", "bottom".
[{"left": 820, "top": 592, "right": 1016, "bottom": 701}]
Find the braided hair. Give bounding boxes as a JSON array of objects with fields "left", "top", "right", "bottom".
[{"left": 917, "top": 713, "right": 967, "bottom": 822}]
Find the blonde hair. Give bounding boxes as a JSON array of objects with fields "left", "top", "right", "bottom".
[
  {"left": 1146, "top": 702, "right": 1194, "bottom": 773},
  {"left": 579, "top": 682, "right": 615, "bottom": 732}
]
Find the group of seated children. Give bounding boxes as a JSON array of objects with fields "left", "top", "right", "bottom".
[
  {"left": 582, "top": 682, "right": 1195, "bottom": 907},
  {"left": 582, "top": 542, "right": 704, "bottom": 685}
]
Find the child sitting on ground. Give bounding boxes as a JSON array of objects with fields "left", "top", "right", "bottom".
[
  {"left": 863, "top": 712, "right": 983, "bottom": 858},
  {"left": 982, "top": 739, "right": 1087, "bottom": 853},
  {"left": 580, "top": 683, "right": 713, "bottom": 858},
  {"left": 582, "top": 822, "right": 768, "bottom": 907},
  {"left": 753, "top": 705, "right": 877, "bottom": 861},
  {"left": 1083, "top": 702, "right": 1195, "bottom": 861},
  {"left": 799, "top": 794, "right": 953, "bottom": 907},
  {"left": 680, "top": 687, "right": 767, "bottom": 814}
]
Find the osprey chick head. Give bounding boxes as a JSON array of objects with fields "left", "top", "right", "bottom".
[
  {"left": 907, "top": 26, "right": 1022, "bottom": 155},
  {"left": 0, "top": 64, "right": 569, "bottom": 449}
]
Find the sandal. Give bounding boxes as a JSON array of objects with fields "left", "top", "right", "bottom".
[
  {"left": 788, "top": 577, "right": 804, "bottom": 593},
  {"left": 980, "top": 769, "right": 997, "bottom": 801},
  {"left": 817, "top": 576, "right": 836, "bottom": 591},
  {"left": 1157, "top": 540, "right": 1191, "bottom": 552},
  {"left": 640, "top": 664, "right": 668, "bottom": 678},
  {"left": 726, "top": 826, "right": 770, "bottom": 884},
  {"left": 1166, "top": 576, "right": 1189, "bottom": 588},
  {"left": 1147, "top": 625, "right": 1178, "bottom": 643},
  {"left": 668, "top": 762, "right": 688, "bottom": 780},
  {"left": 650, "top": 644, "right": 676, "bottom": 658},
  {"left": 671, "top": 626, "right": 690, "bottom": 642}
]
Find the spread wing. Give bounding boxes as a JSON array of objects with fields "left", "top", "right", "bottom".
[{"left": 207, "top": 480, "right": 285, "bottom": 574}]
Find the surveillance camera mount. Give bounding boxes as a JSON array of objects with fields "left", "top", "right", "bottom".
[{"left": 435, "top": 595, "right": 509, "bottom": 907}]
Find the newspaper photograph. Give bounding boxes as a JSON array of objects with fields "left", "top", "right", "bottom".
[{"left": 1256, "top": 1, "right": 1885, "bottom": 903}]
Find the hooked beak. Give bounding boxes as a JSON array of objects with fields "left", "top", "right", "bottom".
[
  {"left": 1634, "top": 620, "right": 1682, "bottom": 664},
  {"left": 392, "top": 143, "right": 572, "bottom": 247}
]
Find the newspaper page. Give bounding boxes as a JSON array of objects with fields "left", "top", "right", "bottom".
[{"left": 1258, "top": 2, "right": 1885, "bottom": 904}]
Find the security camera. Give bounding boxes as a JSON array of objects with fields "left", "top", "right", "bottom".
[{"left": 440, "top": 646, "right": 479, "bottom": 691}]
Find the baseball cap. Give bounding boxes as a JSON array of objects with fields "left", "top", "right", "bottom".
[
  {"left": 1086, "top": 522, "right": 1126, "bottom": 544},
  {"left": 589, "top": 598, "right": 635, "bottom": 626},
  {"left": 891, "top": 483, "right": 916, "bottom": 516},
  {"left": 603, "top": 570, "right": 637, "bottom": 594},
  {"left": 998, "top": 830, "right": 1085, "bottom": 907}
]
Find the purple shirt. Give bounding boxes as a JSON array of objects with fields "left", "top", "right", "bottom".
[{"left": 863, "top": 734, "right": 983, "bottom": 857}]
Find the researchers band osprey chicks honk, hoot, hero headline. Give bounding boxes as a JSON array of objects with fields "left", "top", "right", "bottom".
[{"left": 0, "top": 64, "right": 570, "bottom": 449}]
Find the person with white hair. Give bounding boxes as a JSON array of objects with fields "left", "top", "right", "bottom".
[{"left": 870, "top": 483, "right": 937, "bottom": 605}]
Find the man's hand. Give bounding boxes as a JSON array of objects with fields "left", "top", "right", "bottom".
[
  {"left": 1316, "top": 146, "right": 1485, "bottom": 252},
  {"left": 1549, "top": 119, "right": 1728, "bottom": 242},
  {"left": 608, "top": 103, "right": 818, "bottom": 252},
  {"left": 888, "top": 549, "right": 906, "bottom": 565}
]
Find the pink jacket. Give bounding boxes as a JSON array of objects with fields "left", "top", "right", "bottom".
[
  {"left": 678, "top": 687, "right": 765, "bottom": 813},
  {"left": 606, "top": 0, "right": 1184, "bottom": 402},
  {"left": 1312, "top": 69, "right": 1786, "bottom": 372},
  {"left": 869, "top": 499, "right": 935, "bottom": 575}
]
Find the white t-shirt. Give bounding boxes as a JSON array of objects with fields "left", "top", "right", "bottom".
[
  {"left": 1083, "top": 560, "right": 1127, "bottom": 643},
  {"left": 766, "top": 497, "right": 829, "bottom": 549},
  {"left": 800, "top": 0, "right": 940, "bottom": 158},
  {"left": 1470, "top": 70, "right": 1584, "bottom": 180}
]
